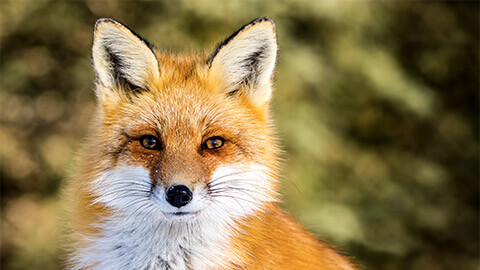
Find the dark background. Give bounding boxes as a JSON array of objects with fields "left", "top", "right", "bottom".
[{"left": 1, "top": 1, "right": 478, "bottom": 269}]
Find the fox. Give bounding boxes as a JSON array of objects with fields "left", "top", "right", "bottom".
[{"left": 66, "top": 17, "right": 356, "bottom": 270}]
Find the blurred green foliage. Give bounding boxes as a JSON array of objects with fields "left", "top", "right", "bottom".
[{"left": 0, "top": 1, "right": 478, "bottom": 269}]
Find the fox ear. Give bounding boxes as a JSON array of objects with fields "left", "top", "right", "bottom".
[
  {"left": 208, "top": 17, "right": 277, "bottom": 106},
  {"left": 92, "top": 18, "right": 160, "bottom": 101}
]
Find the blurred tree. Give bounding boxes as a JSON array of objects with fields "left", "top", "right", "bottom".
[{"left": 0, "top": 1, "right": 478, "bottom": 269}]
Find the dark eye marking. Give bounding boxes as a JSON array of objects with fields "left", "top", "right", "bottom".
[
  {"left": 139, "top": 135, "right": 161, "bottom": 150},
  {"left": 203, "top": 136, "right": 225, "bottom": 150}
]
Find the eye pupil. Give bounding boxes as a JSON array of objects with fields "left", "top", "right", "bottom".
[
  {"left": 205, "top": 137, "right": 225, "bottom": 150},
  {"left": 140, "top": 136, "right": 159, "bottom": 149}
]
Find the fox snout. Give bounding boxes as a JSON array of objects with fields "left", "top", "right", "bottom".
[{"left": 150, "top": 155, "right": 207, "bottom": 210}]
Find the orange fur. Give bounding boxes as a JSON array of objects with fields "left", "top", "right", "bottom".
[{"left": 66, "top": 18, "right": 356, "bottom": 269}]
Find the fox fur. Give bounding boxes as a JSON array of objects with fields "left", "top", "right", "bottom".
[{"left": 66, "top": 17, "right": 356, "bottom": 270}]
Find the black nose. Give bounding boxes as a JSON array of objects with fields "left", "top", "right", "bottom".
[{"left": 166, "top": 185, "right": 192, "bottom": 208}]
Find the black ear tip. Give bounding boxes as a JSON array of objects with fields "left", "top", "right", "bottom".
[
  {"left": 250, "top": 17, "right": 275, "bottom": 28},
  {"left": 94, "top": 18, "right": 122, "bottom": 31},
  {"left": 245, "top": 17, "right": 276, "bottom": 35},
  {"left": 253, "top": 17, "right": 274, "bottom": 24}
]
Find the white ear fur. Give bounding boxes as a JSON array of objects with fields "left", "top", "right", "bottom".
[
  {"left": 209, "top": 18, "right": 277, "bottom": 106},
  {"left": 92, "top": 18, "right": 160, "bottom": 100}
]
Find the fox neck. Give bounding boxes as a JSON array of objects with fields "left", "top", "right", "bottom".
[{"left": 73, "top": 206, "right": 240, "bottom": 270}]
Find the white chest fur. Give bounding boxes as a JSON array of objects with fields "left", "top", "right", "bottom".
[{"left": 73, "top": 213, "right": 232, "bottom": 270}]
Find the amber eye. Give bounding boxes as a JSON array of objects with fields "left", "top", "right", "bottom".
[
  {"left": 203, "top": 137, "right": 225, "bottom": 150},
  {"left": 140, "top": 135, "right": 160, "bottom": 150}
]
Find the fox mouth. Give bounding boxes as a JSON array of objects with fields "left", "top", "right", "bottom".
[
  {"left": 165, "top": 211, "right": 199, "bottom": 216},
  {"left": 162, "top": 211, "right": 201, "bottom": 221}
]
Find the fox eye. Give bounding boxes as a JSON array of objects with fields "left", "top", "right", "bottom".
[
  {"left": 203, "top": 137, "right": 225, "bottom": 150},
  {"left": 140, "top": 135, "right": 160, "bottom": 150}
]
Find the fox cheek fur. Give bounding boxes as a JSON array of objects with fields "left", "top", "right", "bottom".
[{"left": 67, "top": 17, "right": 355, "bottom": 270}]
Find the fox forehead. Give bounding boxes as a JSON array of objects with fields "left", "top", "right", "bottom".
[
  {"left": 102, "top": 83, "right": 263, "bottom": 138},
  {"left": 100, "top": 54, "right": 267, "bottom": 136},
  {"left": 102, "top": 53, "right": 217, "bottom": 102},
  {"left": 152, "top": 53, "right": 211, "bottom": 89}
]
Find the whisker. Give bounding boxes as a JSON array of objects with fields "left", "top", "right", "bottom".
[
  {"left": 210, "top": 194, "right": 258, "bottom": 206},
  {"left": 143, "top": 204, "right": 158, "bottom": 220},
  {"left": 98, "top": 189, "right": 151, "bottom": 199},
  {"left": 95, "top": 194, "right": 150, "bottom": 207},
  {"left": 123, "top": 201, "right": 153, "bottom": 221},
  {"left": 120, "top": 197, "right": 150, "bottom": 211},
  {"left": 103, "top": 180, "right": 151, "bottom": 185},
  {"left": 101, "top": 187, "right": 151, "bottom": 194},
  {"left": 211, "top": 177, "right": 277, "bottom": 190},
  {"left": 209, "top": 177, "right": 273, "bottom": 187},
  {"left": 100, "top": 182, "right": 152, "bottom": 190},
  {"left": 209, "top": 186, "right": 267, "bottom": 197},
  {"left": 89, "top": 193, "right": 149, "bottom": 207},
  {"left": 110, "top": 192, "right": 150, "bottom": 201},
  {"left": 209, "top": 182, "right": 274, "bottom": 194},
  {"left": 209, "top": 178, "right": 265, "bottom": 186},
  {"left": 209, "top": 200, "right": 237, "bottom": 220},
  {"left": 208, "top": 169, "right": 266, "bottom": 186},
  {"left": 212, "top": 194, "right": 248, "bottom": 213},
  {"left": 209, "top": 189, "right": 268, "bottom": 205}
]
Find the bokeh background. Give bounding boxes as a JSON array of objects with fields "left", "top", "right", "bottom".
[{"left": 1, "top": 1, "right": 478, "bottom": 269}]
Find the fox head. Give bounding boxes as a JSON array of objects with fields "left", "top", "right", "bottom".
[{"left": 82, "top": 18, "right": 279, "bottom": 226}]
